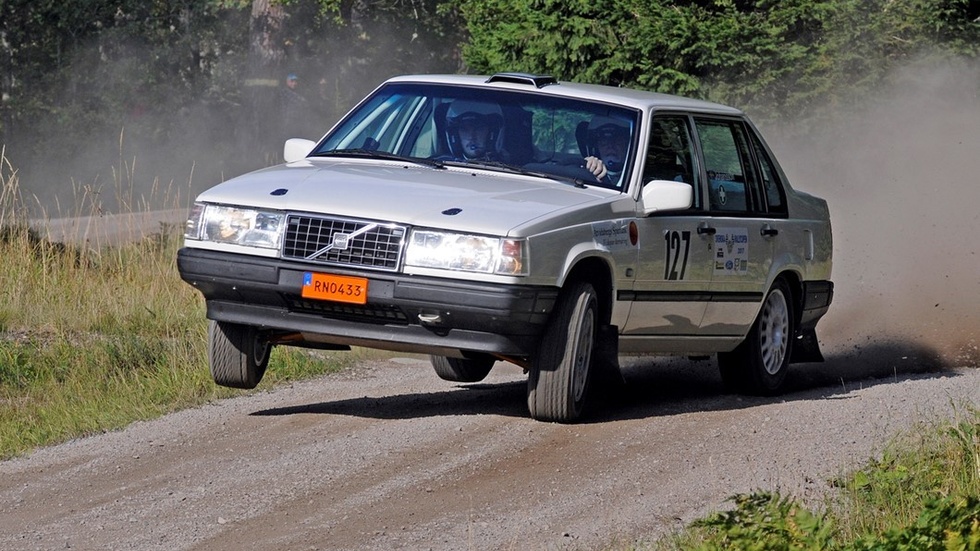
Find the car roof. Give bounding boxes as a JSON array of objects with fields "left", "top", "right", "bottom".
[{"left": 384, "top": 73, "right": 744, "bottom": 117}]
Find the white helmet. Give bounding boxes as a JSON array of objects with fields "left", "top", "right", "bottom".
[{"left": 588, "top": 115, "right": 630, "bottom": 172}]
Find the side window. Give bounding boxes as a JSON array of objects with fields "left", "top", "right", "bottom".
[
  {"left": 406, "top": 100, "right": 437, "bottom": 158},
  {"left": 694, "top": 119, "right": 762, "bottom": 214},
  {"left": 644, "top": 115, "right": 701, "bottom": 209},
  {"left": 748, "top": 131, "right": 787, "bottom": 214}
]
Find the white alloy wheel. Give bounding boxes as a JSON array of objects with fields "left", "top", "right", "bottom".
[
  {"left": 718, "top": 279, "right": 795, "bottom": 396},
  {"left": 759, "top": 288, "right": 790, "bottom": 375}
]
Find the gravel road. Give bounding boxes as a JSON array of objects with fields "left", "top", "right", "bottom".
[{"left": 1, "top": 351, "right": 977, "bottom": 551}]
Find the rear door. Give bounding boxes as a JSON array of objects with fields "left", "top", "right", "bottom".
[{"left": 693, "top": 117, "right": 784, "bottom": 337}]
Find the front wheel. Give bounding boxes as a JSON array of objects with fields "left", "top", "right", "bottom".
[
  {"left": 527, "top": 281, "right": 598, "bottom": 423},
  {"left": 718, "top": 279, "right": 794, "bottom": 395},
  {"left": 430, "top": 355, "right": 495, "bottom": 383},
  {"left": 208, "top": 320, "right": 270, "bottom": 389}
]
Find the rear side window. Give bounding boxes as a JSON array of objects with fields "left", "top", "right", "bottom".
[
  {"left": 748, "top": 131, "right": 787, "bottom": 215},
  {"left": 694, "top": 119, "right": 763, "bottom": 214}
]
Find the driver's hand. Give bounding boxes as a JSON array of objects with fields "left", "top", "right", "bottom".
[{"left": 584, "top": 156, "right": 607, "bottom": 181}]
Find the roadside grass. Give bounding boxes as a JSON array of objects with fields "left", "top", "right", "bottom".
[
  {"left": 0, "top": 152, "right": 376, "bottom": 460},
  {"left": 635, "top": 406, "right": 980, "bottom": 551}
]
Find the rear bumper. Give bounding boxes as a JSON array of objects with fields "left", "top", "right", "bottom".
[
  {"left": 790, "top": 280, "right": 833, "bottom": 363},
  {"left": 177, "top": 248, "right": 559, "bottom": 357},
  {"left": 799, "top": 280, "right": 834, "bottom": 331}
]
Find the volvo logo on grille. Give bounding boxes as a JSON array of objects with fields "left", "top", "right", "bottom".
[
  {"left": 304, "top": 222, "right": 378, "bottom": 261},
  {"left": 333, "top": 233, "right": 351, "bottom": 250}
]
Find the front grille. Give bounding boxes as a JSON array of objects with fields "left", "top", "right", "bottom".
[
  {"left": 286, "top": 296, "right": 409, "bottom": 324},
  {"left": 283, "top": 214, "right": 407, "bottom": 271}
]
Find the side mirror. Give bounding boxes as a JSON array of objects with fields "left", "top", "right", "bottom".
[
  {"left": 641, "top": 180, "right": 694, "bottom": 216},
  {"left": 283, "top": 138, "right": 316, "bottom": 163}
]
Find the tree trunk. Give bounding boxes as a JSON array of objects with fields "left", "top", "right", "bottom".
[
  {"left": 242, "top": 0, "right": 287, "bottom": 162},
  {"left": 249, "top": 0, "right": 285, "bottom": 70}
]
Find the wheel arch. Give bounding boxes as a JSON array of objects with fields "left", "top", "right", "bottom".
[
  {"left": 772, "top": 268, "right": 828, "bottom": 363},
  {"left": 772, "top": 269, "right": 803, "bottom": 328},
  {"left": 560, "top": 255, "right": 614, "bottom": 326}
]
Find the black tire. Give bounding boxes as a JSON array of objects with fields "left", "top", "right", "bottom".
[
  {"left": 207, "top": 320, "right": 270, "bottom": 389},
  {"left": 527, "top": 281, "right": 598, "bottom": 422},
  {"left": 429, "top": 355, "right": 495, "bottom": 383},
  {"left": 718, "top": 279, "right": 794, "bottom": 395}
]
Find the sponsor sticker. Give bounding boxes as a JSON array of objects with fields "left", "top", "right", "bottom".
[
  {"left": 591, "top": 221, "right": 632, "bottom": 252},
  {"left": 713, "top": 228, "right": 749, "bottom": 275}
]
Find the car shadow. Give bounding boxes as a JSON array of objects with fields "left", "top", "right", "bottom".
[
  {"left": 251, "top": 378, "right": 531, "bottom": 419},
  {"left": 251, "top": 339, "right": 959, "bottom": 423}
]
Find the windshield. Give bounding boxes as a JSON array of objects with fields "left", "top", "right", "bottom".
[{"left": 313, "top": 82, "right": 640, "bottom": 191}]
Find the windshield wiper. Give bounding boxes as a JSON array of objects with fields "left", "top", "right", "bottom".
[
  {"left": 443, "top": 160, "right": 589, "bottom": 189},
  {"left": 313, "top": 149, "right": 445, "bottom": 169}
]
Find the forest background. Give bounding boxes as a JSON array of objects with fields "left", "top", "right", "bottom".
[{"left": 0, "top": 0, "right": 978, "bottom": 215}]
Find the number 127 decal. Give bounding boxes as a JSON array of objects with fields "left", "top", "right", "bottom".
[{"left": 664, "top": 230, "right": 691, "bottom": 280}]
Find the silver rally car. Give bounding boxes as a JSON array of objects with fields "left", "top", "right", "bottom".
[{"left": 178, "top": 73, "right": 833, "bottom": 422}]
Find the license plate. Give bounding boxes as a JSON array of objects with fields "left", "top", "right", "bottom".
[{"left": 301, "top": 272, "right": 368, "bottom": 305}]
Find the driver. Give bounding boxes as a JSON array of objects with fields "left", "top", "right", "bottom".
[
  {"left": 584, "top": 116, "right": 630, "bottom": 184},
  {"left": 443, "top": 100, "right": 505, "bottom": 161}
]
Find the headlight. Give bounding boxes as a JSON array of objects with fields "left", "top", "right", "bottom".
[
  {"left": 405, "top": 230, "right": 527, "bottom": 275},
  {"left": 184, "top": 203, "right": 285, "bottom": 250}
]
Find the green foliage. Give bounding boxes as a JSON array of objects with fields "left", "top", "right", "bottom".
[
  {"left": 850, "top": 496, "right": 980, "bottom": 551},
  {"left": 830, "top": 413, "right": 980, "bottom": 541},
  {"left": 693, "top": 492, "right": 836, "bottom": 550},
  {"left": 687, "top": 492, "right": 980, "bottom": 551},
  {"left": 0, "top": 1, "right": 247, "bottom": 148},
  {"left": 458, "top": 0, "right": 980, "bottom": 126},
  {"left": 459, "top": 0, "right": 704, "bottom": 94}
]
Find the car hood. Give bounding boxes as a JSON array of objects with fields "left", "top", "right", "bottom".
[{"left": 195, "top": 158, "right": 614, "bottom": 234}]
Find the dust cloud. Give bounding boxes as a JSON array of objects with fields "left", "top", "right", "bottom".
[
  {"left": 7, "top": 36, "right": 410, "bottom": 219},
  {"left": 763, "top": 57, "right": 980, "bottom": 367}
]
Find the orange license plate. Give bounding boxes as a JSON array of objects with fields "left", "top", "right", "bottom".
[{"left": 301, "top": 272, "right": 368, "bottom": 305}]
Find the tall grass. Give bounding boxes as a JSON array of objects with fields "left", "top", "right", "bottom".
[
  {"left": 831, "top": 407, "right": 980, "bottom": 542},
  {"left": 0, "top": 149, "right": 359, "bottom": 459}
]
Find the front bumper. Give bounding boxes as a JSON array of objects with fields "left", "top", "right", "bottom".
[{"left": 177, "top": 248, "right": 559, "bottom": 357}]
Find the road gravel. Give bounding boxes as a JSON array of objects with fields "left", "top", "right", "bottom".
[{"left": 1, "top": 353, "right": 977, "bottom": 551}]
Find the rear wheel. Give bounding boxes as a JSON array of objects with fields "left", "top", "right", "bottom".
[
  {"left": 208, "top": 320, "right": 270, "bottom": 389},
  {"left": 430, "top": 355, "right": 495, "bottom": 383},
  {"left": 527, "top": 281, "right": 598, "bottom": 423},
  {"left": 718, "top": 279, "right": 794, "bottom": 395}
]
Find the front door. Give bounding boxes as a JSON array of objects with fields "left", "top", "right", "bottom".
[{"left": 621, "top": 115, "right": 714, "bottom": 337}]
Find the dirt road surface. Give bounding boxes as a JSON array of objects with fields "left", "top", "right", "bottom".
[{"left": 1, "top": 353, "right": 978, "bottom": 551}]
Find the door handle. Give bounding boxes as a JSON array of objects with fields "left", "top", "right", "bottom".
[
  {"left": 697, "top": 222, "right": 716, "bottom": 236},
  {"left": 761, "top": 224, "right": 778, "bottom": 237}
]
